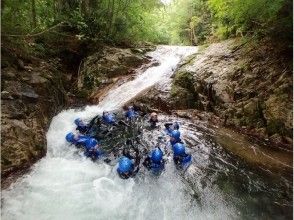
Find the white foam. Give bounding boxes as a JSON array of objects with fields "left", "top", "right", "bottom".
[{"left": 2, "top": 46, "right": 236, "bottom": 220}]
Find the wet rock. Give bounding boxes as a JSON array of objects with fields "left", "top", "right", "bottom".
[
  {"left": 264, "top": 94, "right": 292, "bottom": 129},
  {"left": 1, "top": 91, "right": 13, "bottom": 100},
  {"left": 1, "top": 59, "right": 67, "bottom": 187},
  {"left": 21, "top": 88, "right": 39, "bottom": 101},
  {"left": 166, "top": 39, "right": 292, "bottom": 143},
  {"left": 131, "top": 48, "right": 144, "bottom": 54},
  {"left": 269, "top": 133, "right": 283, "bottom": 144},
  {"left": 30, "top": 73, "right": 48, "bottom": 85},
  {"left": 2, "top": 68, "right": 17, "bottom": 80},
  {"left": 79, "top": 46, "right": 150, "bottom": 99}
]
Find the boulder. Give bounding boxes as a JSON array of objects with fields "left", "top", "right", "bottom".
[{"left": 78, "top": 46, "right": 150, "bottom": 96}]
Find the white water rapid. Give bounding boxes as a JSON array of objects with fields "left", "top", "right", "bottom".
[{"left": 2, "top": 46, "right": 236, "bottom": 220}]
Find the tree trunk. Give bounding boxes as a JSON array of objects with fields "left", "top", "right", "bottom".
[
  {"left": 2, "top": 0, "right": 5, "bottom": 11},
  {"left": 31, "top": 0, "right": 37, "bottom": 29},
  {"left": 107, "top": 0, "right": 115, "bottom": 35}
]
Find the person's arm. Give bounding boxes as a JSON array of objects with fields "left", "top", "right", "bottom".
[
  {"left": 87, "top": 115, "right": 101, "bottom": 131},
  {"left": 164, "top": 123, "right": 173, "bottom": 129}
]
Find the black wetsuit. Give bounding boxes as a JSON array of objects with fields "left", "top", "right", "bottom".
[
  {"left": 149, "top": 118, "right": 158, "bottom": 129},
  {"left": 118, "top": 146, "right": 141, "bottom": 179}
]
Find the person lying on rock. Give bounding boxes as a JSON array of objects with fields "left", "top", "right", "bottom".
[
  {"left": 143, "top": 147, "right": 165, "bottom": 175},
  {"left": 149, "top": 112, "right": 159, "bottom": 129},
  {"left": 172, "top": 143, "right": 192, "bottom": 170}
]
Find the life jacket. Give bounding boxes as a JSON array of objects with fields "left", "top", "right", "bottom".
[
  {"left": 75, "top": 136, "right": 90, "bottom": 146},
  {"left": 143, "top": 157, "right": 164, "bottom": 175},
  {"left": 150, "top": 160, "right": 165, "bottom": 175},
  {"left": 76, "top": 124, "right": 88, "bottom": 134},
  {"left": 170, "top": 138, "right": 182, "bottom": 146},
  {"left": 84, "top": 148, "right": 102, "bottom": 160},
  {"left": 173, "top": 153, "right": 192, "bottom": 169},
  {"left": 117, "top": 163, "right": 135, "bottom": 179}
]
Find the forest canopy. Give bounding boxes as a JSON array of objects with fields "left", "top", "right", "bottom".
[{"left": 1, "top": 0, "right": 292, "bottom": 46}]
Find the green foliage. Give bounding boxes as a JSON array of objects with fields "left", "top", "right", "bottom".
[
  {"left": 1, "top": 0, "right": 292, "bottom": 47},
  {"left": 208, "top": 0, "right": 290, "bottom": 40}
]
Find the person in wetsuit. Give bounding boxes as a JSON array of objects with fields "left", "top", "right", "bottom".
[
  {"left": 117, "top": 143, "right": 141, "bottom": 179},
  {"left": 125, "top": 106, "right": 139, "bottom": 120},
  {"left": 169, "top": 130, "right": 183, "bottom": 146},
  {"left": 84, "top": 138, "right": 103, "bottom": 161},
  {"left": 143, "top": 147, "right": 165, "bottom": 175},
  {"left": 172, "top": 143, "right": 192, "bottom": 170},
  {"left": 164, "top": 121, "right": 180, "bottom": 135},
  {"left": 74, "top": 118, "right": 89, "bottom": 134},
  {"left": 65, "top": 132, "right": 90, "bottom": 147},
  {"left": 149, "top": 112, "right": 159, "bottom": 129}
]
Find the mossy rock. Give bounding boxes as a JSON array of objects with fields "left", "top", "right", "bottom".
[
  {"left": 171, "top": 86, "right": 198, "bottom": 109},
  {"left": 266, "top": 119, "right": 291, "bottom": 137},
  {"left": 173, "top": 71, "right": 195, "bottom": 92}
]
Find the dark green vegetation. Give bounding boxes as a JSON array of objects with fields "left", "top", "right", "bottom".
[{"left": 2, "top": 0, "right": 292, "bottom": 46}]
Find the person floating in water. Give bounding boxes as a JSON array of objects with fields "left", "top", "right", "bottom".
[
  {"left": 74, "top": 118, "right": 89, "bottom": 134},
  {"left": 84, "top": 138, "right": 103, "bottom": 161},
  {"left": 66, "top": 132, "right": 103, "bottom": 160},
  {"left": 169, "top": 130, "right": 183, "bottom": 146},
  {"left": 172, "top": 143, "right": 192, "bottom": 170},
  {"left": 102, "top": 111, "right": 116, "bottom": 125},
  {"left": 65, "top": 132, "right": 90, "bottom": 147},
  {"left": 164, "top": 121, "right": 179, "bottom": 135},
  {"left": 125, "top": 106, "right": 138, "bottom": 120},
  {"left": 143, "top": 147, "right": 165, "bottom": 175},
  {"left": 149, "top": 112, "right": 159, "bottom": 129},
  {"left": 117, "top": 141, "right": 141, "bottom": 179}
]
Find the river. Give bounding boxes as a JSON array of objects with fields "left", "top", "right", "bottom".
[{"left": 1, "top": 46, "right": 292, "bottom": 220}]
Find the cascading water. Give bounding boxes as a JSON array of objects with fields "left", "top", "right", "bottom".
[{"left": 2, "top": 46, "right": 292, "bottom": 220}]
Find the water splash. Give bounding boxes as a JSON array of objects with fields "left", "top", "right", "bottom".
[
  {"left": 2, "top": 45, "right": 291, "bottom": 220},
  {"left": 5, "top": 45, "right": 235, "bottom": 220}
]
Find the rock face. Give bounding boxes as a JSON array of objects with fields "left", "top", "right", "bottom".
[
  {"left": 78, "top": 46, "right": 151, "bottom": 102},
  {"left": 1, "top": 60, "right": 67, "bottom": 184},
  {"left": 170, "top": 39, "right": 292, "bottom": 147}
]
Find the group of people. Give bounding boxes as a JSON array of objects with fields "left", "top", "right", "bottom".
[{"left": 65, "top": 106, "right": 192, "bottom": 179}]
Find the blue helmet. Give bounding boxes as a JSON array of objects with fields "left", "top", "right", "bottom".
[
  {"left": 117, "top": 157, "right": 133, "bottom": 173},
  {"left": 170, "top": 130, "right": 181, "bottom": 139},
  {"left": 103, "top": 113, "right": 115, "bottom": 124},
  {"left": 173, "top": 143, "right": 185, "bottom": 156},
  {"left": 151, "top": 148, "right": 163, "bottom": 162},
  {"left": 74, "top": 118, "right": 82, "bottom": 126},
  {"left": 65, "top": 132, "right": 75, "bottom": 143},
  {"left": 85, "top": 138, "right": 98, "bottom": 149}
]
